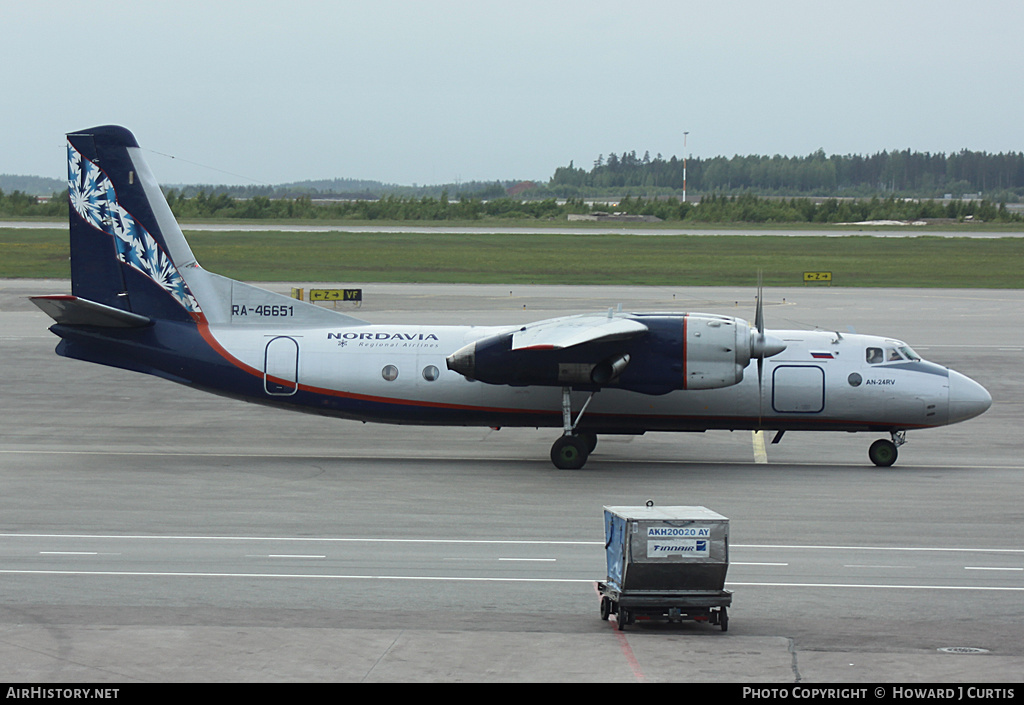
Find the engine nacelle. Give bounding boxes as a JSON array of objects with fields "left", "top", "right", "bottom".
[
  {"left": 682, "top": 314, "right": 752, "bottom": 390},
  {"left": 445, "top": 313, "right": 785, "bottom": 395}
]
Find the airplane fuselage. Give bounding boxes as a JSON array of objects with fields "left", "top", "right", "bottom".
[{"left": 192, "top": 320, "right": 977, "bottom": 435}]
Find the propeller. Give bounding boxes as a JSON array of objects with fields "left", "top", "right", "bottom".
[{"left": 749, "top": 272, "right": 787, "bottom": 428}]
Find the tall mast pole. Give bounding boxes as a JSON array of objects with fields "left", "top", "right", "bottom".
[{"left": 682, "top": 131, "right": 689, "bottom": 203}]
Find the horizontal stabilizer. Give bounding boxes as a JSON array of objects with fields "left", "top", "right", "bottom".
[
  {"left": 30, "top": 295, "right": 151, "bottom": 328},
  {"left": 511, "top": 314, "right": 648, "bottom": 351}
]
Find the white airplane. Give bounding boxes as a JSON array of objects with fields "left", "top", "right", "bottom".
[{"left": 33, "top": 126, "right": 992, "bottom": 469}]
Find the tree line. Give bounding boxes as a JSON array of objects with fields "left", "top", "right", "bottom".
[
  {"left": 546, "top": 149, "right": 1024, "bottom": 200},
  {"left": 0, "top": 189, "right": 66, "bottom": 217},
  {"left": 150, "top": 191, "right": 1024, "bottom": 224},
  {"left": 613, "top": 193, "right": 1018, "bottom": 224},
  {"left": 5, "top": 145, "right": 1024, "bottom": 204},
  {"left": 163, "top": 190, "right": 567, "bottom": 220},
  {"left": 152, "top": 190, "right": 1024, "bottom": 223},
  {"left": 2, "top": 187, "right": 1020, "bottom": 223}
]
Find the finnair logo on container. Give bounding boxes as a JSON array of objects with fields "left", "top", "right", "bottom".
[
  {"left": 647, "top": 539, "right": 708, "bottom": 558},
  {"left": 647, "top": 526, "right": 710, "bottom": 538}
]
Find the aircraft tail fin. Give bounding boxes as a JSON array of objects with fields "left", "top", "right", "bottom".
[
  {"left": 63, "top": 126, "right": 365, "bottom": 328},
  {"left": 66, "top": 126, "right": 204, "bottom": 323}
]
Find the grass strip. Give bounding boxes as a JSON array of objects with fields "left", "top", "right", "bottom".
[{"left": 3, "top": 228, "right": 1023, "bottom": 288}]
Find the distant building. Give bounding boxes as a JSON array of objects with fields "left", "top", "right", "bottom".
[
  {"left": 568, "top": 213, "right": 662, "bottom": 223},
  {"left": 506, "top": 181, "right": 537, "bottom": 197}
]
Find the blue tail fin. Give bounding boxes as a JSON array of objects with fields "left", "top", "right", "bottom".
[
  {"left": 66, "top": 125, "right": 201, "bottom": 323},
  {"left": 61, "top": 125, "right": 366, "bottom": 330}
]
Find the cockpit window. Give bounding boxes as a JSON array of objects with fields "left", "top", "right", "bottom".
[
  {"left": 898, "top": 345, "right": 921, "bottom": 361},
  {"left": 867, "top": 345, "right": 921, "bottom": 365}
]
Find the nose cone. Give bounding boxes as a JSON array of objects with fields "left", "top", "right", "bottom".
[
  {"left": 445, "top": 341, "right": 477, "bottom": 379},
  {"left": 750, "top": 331, "right": 787, "bottom": 360},
  {"left": 760, "top": 333, "right": 788, "bottom": 359},
  {"left": 948, "top": 370, "right": 992, "bottom": 423}
]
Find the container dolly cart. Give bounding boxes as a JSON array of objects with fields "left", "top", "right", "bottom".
[{"left": 600, "top": 503, "right": 732, "bottom": 631}]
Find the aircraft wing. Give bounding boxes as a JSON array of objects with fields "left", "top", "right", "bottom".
[{"left": 511, "top": 314, "right": 648, "bottom": 350}]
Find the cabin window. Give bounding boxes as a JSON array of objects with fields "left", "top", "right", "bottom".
[
  {"left": 382, "top": 365, "right": 399, "bottom": 381},
  {"left": 422, "top": 365, "right": 439, "bottom": 381}
]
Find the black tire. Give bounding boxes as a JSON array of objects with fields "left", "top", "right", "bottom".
[
  {"left": 576, "top": 431, "right": 598, "bottom": 454},
  {"left": 600, "top": 596, "right": 611, "bottom": 621},
  {"left": 617, "top": 607, "right": 629, "bottom": 630},
  {"left": 551, "top": 435, "right": 589, "bottom": 470},
  {"left": 720, "top": 607, "right": 729, "bottom": 632},
  {"left": 869, "top": 439, "right": 898, "bottom": 467}
]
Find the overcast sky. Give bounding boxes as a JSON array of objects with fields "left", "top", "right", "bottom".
[{"left": 4, "top": 0, "right": 1022, "bottom": 186}]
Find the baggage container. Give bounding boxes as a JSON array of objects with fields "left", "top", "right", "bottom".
[{"left": 599, "top": 504, "right": 732, "bottom": 630}]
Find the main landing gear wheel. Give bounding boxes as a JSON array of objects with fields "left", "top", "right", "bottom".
[
  {"left": 869, "top": 438, "right": 898, "bottom": 467},
  {"left": 551, "top": 435, "right": 589, "bottom": 470},
  {"left": 576, "top": 431, "right": 598, "bottom": 454}
]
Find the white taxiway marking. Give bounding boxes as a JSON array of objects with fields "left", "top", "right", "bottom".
[
  {"left": 498, "top": 558, "right": 556, "bottom": 562},
  {"left": 726, "top": 581, "right": 1024, "bottom": 592},
  {"left": 0, "top": 533, "right": 595, "bottom": 545},
  {"left": 3, "top": 569, "right": 1024, "bottom": 592},
  {"left": 39, "top": 551, "right": 98, "bottom": 555},
  {"left": 11, "top": 534, "right": 1024, "bottom": 554},
  {"left": 0, "top": 569, "right": 593, "bottom": 583},
  {"left": 739, "top": 544, "right": 1024, "bottom": 554}
]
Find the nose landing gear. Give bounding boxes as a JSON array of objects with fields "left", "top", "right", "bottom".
[{"left": 869, "top": 430, "right": 906, "bottom": 467}]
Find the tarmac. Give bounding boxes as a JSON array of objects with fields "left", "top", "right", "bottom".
[{"left": 1, "top": 279, "right": 1022, "bottom": 682}]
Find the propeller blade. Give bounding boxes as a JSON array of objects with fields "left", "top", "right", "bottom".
[
  {"left": 749, "top": 277, "right": 789, "bottom": 430},
  {"left": 750, "top": 271, "right": 782, "bottom": 430},
  {"left": 758, "top": 355, "right": 764, "bottom": 430},
  {"left": 755, "top": 270, "right": 764, "bottom": 334},
  {"left": 749, "top": 271, "right": 786, "bottom": 362}
]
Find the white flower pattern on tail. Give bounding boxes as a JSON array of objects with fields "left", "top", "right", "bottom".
[{"left": 67, "top": 142, "right": 200, "bottom": 313}]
